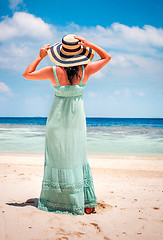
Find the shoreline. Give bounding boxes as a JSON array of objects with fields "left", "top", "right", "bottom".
[
  {"left": 0, "top": 152, "right": 163, "bottom": 240},
  {"left": 1, "top": 151, "right": 163, "bottom": 157}
]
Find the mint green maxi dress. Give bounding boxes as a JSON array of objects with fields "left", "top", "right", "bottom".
[{"left": 38, "top": 65, "right": 97, "bottom": 215}]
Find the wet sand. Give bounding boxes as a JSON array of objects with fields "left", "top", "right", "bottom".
[{"left": 0, "top": 152, "right": 163, "bottom": 240}]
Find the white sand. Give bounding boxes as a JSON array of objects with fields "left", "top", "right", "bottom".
[{"left": 0, "top": 152, "right": 163, "bottom": 240}]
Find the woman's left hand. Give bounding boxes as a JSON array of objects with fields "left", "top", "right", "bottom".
[
  {"left": 39, "top": 44, "right": 51, "bottom": 59},
  {"left": 74, "top": 36, "right": 92, "bottom": 48}
]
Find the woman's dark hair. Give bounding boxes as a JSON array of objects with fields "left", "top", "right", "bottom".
[{"left": 64, "top": 66, "right": 81, "bottom": 85}]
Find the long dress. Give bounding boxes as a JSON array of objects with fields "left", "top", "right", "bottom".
[{"left": 37, "top": 65, "right": 97, "bottom": 215}]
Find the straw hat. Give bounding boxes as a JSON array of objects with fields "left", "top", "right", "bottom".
[{"left": 47, "top": 34, "right": 95, "bottom": 67}]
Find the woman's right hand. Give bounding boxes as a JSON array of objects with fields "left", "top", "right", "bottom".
[
  {"left": 39, "top": 44, "right": 51, "bottom": 59},
  {"left": 74, "top": 35, "right": 92, "bottom": 48}
]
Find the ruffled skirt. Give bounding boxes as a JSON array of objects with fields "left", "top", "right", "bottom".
[{"left": 38, "top": 163, "right": 97, "bottom": 215}]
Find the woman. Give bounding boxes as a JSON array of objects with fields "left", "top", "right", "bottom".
[{"left": 23, "top": 34, "right": 111, "bottom": 215}]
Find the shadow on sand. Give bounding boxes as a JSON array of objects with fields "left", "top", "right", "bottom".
[{"left": 6, "top": 198, "right": 38, "bottom": 208}]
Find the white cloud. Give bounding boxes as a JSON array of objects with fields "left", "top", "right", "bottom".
[
  {"left": 113, "top": 88, "right": 131, "bottom": 97},
  {"left": 113, "top": 89, "right": 145, "bottom": 98},
  {"left": 93, "top": 70, "right": 105, "bottom": 79},
  {"left": 0, "top": 12, "right": 57, "bottom": 71},
  {"left": 123, "top": 88, "right": 131, "bottom": 96},
  {"left": 109, "top": 51, "right": 163, "bottom": 77},
  {"left": 110, "top": 54, "right": 138, "bottom": 68},
  {"left": 9, "top": 0, "right": 23, "bottom": 11},
  {"left": 92, "top": 23, "right": 163, "bottom": 49},
  {"left": 114, "top": 90, "right": 120, "bottom": 95},
  {"left": 111, "top": 23, "right": 163, "bottom": 47},
  {"left": 136, "top": 91, "right": 145, "bottom": 97},
  {"left": 0, "top": 42, "right": 38, "bottom": 71},
  {"left": 0, "top": 12, "right": 54, "bottom": 41},
  {"left": 114, "top": 88, "right": 131, "bottom": 97},
  {"left": 88, "top": 91, "right": 96, "bottom": 97},
  {"left": 0, "top": 82, "right": 13, "bottom": 96},
  {"left": 108, "top": 95, "right": 116, "bottom": 103}
]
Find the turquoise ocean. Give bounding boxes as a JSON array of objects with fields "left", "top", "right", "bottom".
[{"left": 0, "top": 117, "right": 163, "bottom": 156}]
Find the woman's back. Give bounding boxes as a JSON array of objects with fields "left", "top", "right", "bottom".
[
  {"left": 52, "top": 65, "right": 86, "bottom": 86},
  {"left": 53, "top": 65, "right": 86, "bottom": 97}
]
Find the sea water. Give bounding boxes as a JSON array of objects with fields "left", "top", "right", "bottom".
[{"left": 0, "top": 117, "right": 163, "bottom": 156}]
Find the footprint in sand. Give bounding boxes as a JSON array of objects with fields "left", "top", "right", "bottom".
[
  {"left": 90, "top": 222, "right": 101, "bottom": 232},
  {"left": 57, "top": 228, "right": 84, "bottom": 239},
  {"left": 153, "top": 207, "right": 160, "bottom": 210},
  {"left": 120, "top": 208, "right": 126, "bottom": 210},
  {"left": 56, "top": 237, "right": 68, "bottom": 240},
  {"left": 104, "top": 237, "right": 111, "bottom": 240},
  {"left": 79, "top": 222, "right": 87, "bottom": 226},
  {"left": 96, "top": 201, "right": 113, "bottom": 212},
  {"left": 90, "top": 223, "right": 112, "bottom": 240},
  {"left": 139, "top": 217, "right": 148, "bottom": 221},
  {"left": 18, "top": 173, "right": 24, "bottom": 176},
  {"left": 73, "top": 232, "right": 85, "bottom": 237}
]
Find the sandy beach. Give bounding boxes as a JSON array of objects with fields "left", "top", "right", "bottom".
[{"left": 0, "top": 152, "right": 163, "bottom": 240}]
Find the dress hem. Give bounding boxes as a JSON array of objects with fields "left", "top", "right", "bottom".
[{"left": 37, "top": 198, "right": 97, "bottom": 215}]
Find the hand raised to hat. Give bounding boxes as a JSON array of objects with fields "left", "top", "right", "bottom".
[
  {"left": 74, "top": 36, "right": 91, "bottom": 48},
  {"left": 39, "top": 44, "right": 51, "bottom": 59}
]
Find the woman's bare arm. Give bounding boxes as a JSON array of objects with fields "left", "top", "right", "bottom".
[
  {"left": 74, "top": 36, "right": 111, "bottom": 77},
  {"left": 23, "top": 44, "right": 53, "bottom": 81}
]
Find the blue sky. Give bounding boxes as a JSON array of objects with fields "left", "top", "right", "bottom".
[{"left": 0, "top": 0, "right": 163, "bottom": 117}]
